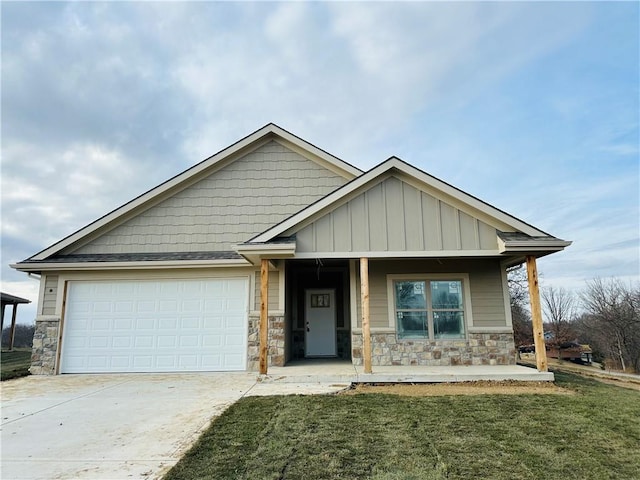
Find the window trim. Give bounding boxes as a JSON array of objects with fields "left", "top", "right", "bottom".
[{"left": 386, "top": 273, "right": 473, "bottom": 339}]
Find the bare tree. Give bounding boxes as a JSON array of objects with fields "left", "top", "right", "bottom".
[
  {"left": 1, "top": 324, "right": 35, "bottom": 349},
  {"left": 541, "top": 286, "right": 577, "bottom": 358},
  {"left": 507, "top": 265, "right": 529, "bottom": 307},
  {"left": 580, "top": 278, "right": 640, "bottom": 373},
  {"left": 507, "top": 265, "right": 533, "bottom": 346}
]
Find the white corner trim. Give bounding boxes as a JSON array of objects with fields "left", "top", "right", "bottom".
[
  {"left": 349, "top": 260, "right": 358, "bottom": 330},
  {"left": 37, "top": 274, "right": 46, "bottom": 316},
  {"left": 278, "top": 264, "right": 286, "bottom": 311},
  {"left": 501, "top": 266, "right": 513, "bottom": 328}
]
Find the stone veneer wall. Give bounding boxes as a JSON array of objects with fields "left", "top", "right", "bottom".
[
  {"left": 30, "top": 318, "right": 61, "bottom": 375},
  {"left": 247, "top": 315, "right": 286, "bottom": 370},
  {"left": 351, "top": 332, "right": 516, "bottom": 366}
]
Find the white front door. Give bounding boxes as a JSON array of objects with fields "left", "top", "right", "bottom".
[{"left": 305, "top": 289, "right": 336, "bottom": 357}]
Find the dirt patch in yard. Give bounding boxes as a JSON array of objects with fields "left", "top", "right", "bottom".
[{"left": 340, "top": 380, "right": 574, "bottom": 396}]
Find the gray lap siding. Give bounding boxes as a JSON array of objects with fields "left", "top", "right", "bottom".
[{"left": 354, "top": 258, "right": 509, "bottom": 330}]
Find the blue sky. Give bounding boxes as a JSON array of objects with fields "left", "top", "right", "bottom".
[{"left": 2, "top": 1, "right": 638, "bottom": 325}]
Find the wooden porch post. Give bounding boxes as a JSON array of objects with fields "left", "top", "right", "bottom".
[
  {"left": 8, "top": 305, "right": 18, "bottom": 351},
  {"left": 360, "top": 257, "right": 372, "bottom": 374},
  {"left": 526, "top": 255, "right": 548, "bottom": 372},
  {"left": 1, "top": 303, "right": 6, "bottom": 333},
  {"left": 259, "top": 258, "right": 269, "bottom": 374}
]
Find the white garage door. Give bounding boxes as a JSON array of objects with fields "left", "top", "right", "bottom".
[{"left": 60, "top": 278, "right": 248, "bottom": 373}]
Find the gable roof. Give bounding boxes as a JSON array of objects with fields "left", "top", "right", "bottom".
[
  {"left": 26, "top": 124, "right": 362, "bottom": 261},
  {"left": 245, "top": 156, "right": 563, "bottom": 245}
]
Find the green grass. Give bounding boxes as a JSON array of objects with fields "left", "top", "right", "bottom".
[
  {"left": 1, "top": 348, "right": 32, "bottom": 381},
  {"left": 164, "top": 372, "right": 640, "bottom": 480}
]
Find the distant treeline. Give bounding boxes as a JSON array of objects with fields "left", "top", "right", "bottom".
[{"left": 2, "top": 324, "right": 35, "bottom": 348}]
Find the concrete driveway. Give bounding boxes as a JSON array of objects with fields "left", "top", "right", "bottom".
[{"left": 1, "top": 373, "right": 346, "bottom": 480}]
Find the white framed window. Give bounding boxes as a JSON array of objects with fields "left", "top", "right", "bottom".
[{"left": 387, "top": 274, "right": 472, "bottom": 340}]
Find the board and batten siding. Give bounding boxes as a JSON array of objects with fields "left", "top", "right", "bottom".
[
  {"left": 353, "top": 259, "right": 507, "bottom": 330},
  {"left": 73, "top": 141, "right": 349, "bottom": 254},
  {"left": 296, "top": 176, "right": 498, "bottom": 254},
  {"left": 41, "top": 275, "right": 59, "bottom": 315}
]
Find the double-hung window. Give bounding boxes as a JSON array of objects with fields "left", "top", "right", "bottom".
[{"left": 392, "top": 277, "right": 467, "bottom": 339}]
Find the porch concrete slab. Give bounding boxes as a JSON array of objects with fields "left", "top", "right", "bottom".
[
  {"left": 1, "top": 373, "right": 345, "bottom": 480},
  {"left": 261, "top": 361, "right": 554, "bottom": 383}
]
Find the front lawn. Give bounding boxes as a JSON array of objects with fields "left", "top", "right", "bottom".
[
  {"left": 165, "top": 372, "right": 640, "bottom": 480},
  {"left": 1, "top": 349, "right": 32, "bottom": 381}
]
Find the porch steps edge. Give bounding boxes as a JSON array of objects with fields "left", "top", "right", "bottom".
[{"left": 258, "top": 372, "right": 555, "bottom": 384}]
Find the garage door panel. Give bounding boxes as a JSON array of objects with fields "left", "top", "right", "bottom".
[
  {"left": 202, "top": 355, "right": 221, "bottom": 368},
  {"left": 61, "top": 278, "right": 249, "bottom": 373},
  {"left": 112, "top": 337, "right": 131, "bottom": 348},
  {"left": 115, "top": 301, "right": 134, "bottom": 313},
  {"left": 157, "top": 336, "right": 177, "bottom": 348},
  {"left": 203, "top": 316, "right": 223, "bottom": 329},
  {"left": 225, "top": 332, "right": 244, "bottom": 344},
  {"left": 202, "top": 335, "right": 222, "bottom": 347},
  {"left": 133, "top": 356, "right": 153, "bottom": 368},
  {"left": 111, "top": 356, "right": 130, "bottom": 368},
  {"left": 114, "top": 318, "right": 134, "bottom": 330}
]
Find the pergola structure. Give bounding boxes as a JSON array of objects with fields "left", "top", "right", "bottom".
[{"left": 1, "top": 292, "right": 31, "bottom": 351}]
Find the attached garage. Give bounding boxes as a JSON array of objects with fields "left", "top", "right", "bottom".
[{"left": 60, "top": 277, "right": 248, "bottom": 373}]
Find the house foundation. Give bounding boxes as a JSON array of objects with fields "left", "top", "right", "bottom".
[
  {"left": 351, "top": 331, "right": 516, "bottom": 367},
  {"left": 248, "top": 314, "right": 285, "bottom": 370},
  {"left": 30, "top": 317, "right": 60, "bottom": 375}
]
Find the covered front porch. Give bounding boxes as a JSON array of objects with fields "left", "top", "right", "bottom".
[
  {"left": 252, "top": 254, "right": 552, "bottom": 382},
  {"left": 237, "top": 158, "right": 569, "bottom": 381},
  {"left": 260, "top": 358, "right": 554, "bottom": 383}
]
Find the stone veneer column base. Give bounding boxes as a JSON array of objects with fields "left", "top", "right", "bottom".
[
  {"left": 30, "top": 318, "right": 61, "bottom": 375},
  {"left": 351, "top": 332, "right": 516, "bottom": 366},
  {"left": 248, "top": 315, "right": 286, "bottom": 371}
]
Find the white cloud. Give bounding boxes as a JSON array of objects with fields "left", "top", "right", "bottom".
[
  {"left": 0, "top": 281, "right": 39, "bottom": 304},
  {"left": 1, "top": 141, "right": 152, "bottom": 256},
  {"left": 1, "top": 1, "right": 637, "bottom": 319},
  {"left": 0, "top": 280, "right": 40, "bottom": 326}
]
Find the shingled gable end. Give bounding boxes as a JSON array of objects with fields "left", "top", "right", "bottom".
[{"left": 13, "top": 124, "right": 569, "bottom": 376}]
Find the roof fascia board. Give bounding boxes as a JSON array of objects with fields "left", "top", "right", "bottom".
[
  {"left": 62, "top": 137, "right": 276, "bottom": 255},
  {"left": 280, "top": 174, "right": 391, "bottom": 238},
  {"left": 291, "top": 250, "right": 502, "bottom": 259},
  {"left": 269, "top": 126, "right": 362, "bottom": 178},
  {"left": 31, "top": 129, "right": 281, "bottom": 260},
  {"left": 11, "top": 258, "right": 252, "bottom": 272},
  {"left": 388, "top": 160, "right": 547, "bottom": 236},
  {"left": 250, "top": 157, "right": 549, "bottom": 243},
  {"left": 394, "top": 172, "right": 516, "bottom": 234},
  {"left": 289, "top": 248, "right": 566, "bottom": 259},
  {"left": 234, "top": 243, "right": 296, "bottom": 253},
  {"left": 497, "top": 236, "right": 571, "bottom": 253},
  {"left": 31, "top": 132, "right": 279, "bottom": 260},
  {"left": 29, "top": 123, "right": 358, "bottom": 261},
  {"left": 234, "top": 242, "right": 296, "bottom": 265},
  {"left": 249, "top": 163, "right": 397, "bottom": 243}
]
